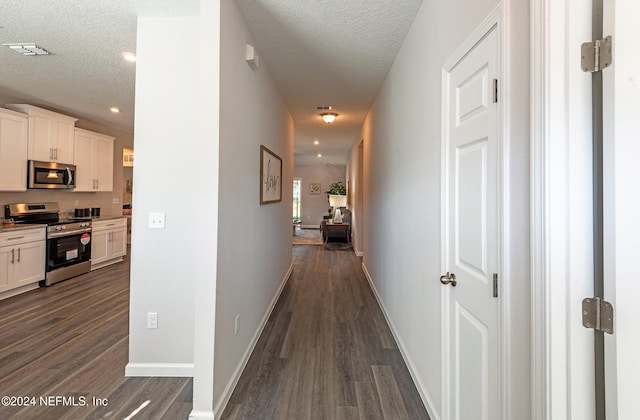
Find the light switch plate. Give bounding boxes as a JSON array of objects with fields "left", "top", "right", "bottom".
[{"left": 148, "top": 212, "right": 165, "bottom": 229}]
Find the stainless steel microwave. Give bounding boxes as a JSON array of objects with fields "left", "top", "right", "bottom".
[{"left": 28, "top": 160, "right": 76, "bottom": 189}]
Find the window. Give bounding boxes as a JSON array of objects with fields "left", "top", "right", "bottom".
[{"left": 293, "top": 178, "right": 301, "bottom": 221}]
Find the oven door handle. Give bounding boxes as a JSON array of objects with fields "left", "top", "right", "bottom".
[{"left": 48, "top": 227, "right": 92, "bottom": 238}]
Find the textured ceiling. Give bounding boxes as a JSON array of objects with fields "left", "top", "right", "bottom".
[
  {"left": 0, "top": 0, "right": 422, "bottom": 165},
  {"left": 236, "top": 0, "right": 423, "bottom": 165},
  {"left": 0, "top": 0, "right": 200, "bottom": 133}
]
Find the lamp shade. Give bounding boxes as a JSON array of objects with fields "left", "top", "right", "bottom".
[{"left": 328, "top": 194, "right": 347, "bottom": 208}]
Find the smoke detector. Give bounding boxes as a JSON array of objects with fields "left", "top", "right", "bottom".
[{"left": 3, "top": 43, "right": 51, "bottom": 56}]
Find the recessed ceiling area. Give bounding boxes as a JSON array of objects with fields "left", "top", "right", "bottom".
[{"left": 0, "top": 0, "right": 423, "bottom": 165}]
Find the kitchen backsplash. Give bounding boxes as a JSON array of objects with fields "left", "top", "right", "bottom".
[{"left": 0, "top": 190, "right": 122, "bottom": 218}]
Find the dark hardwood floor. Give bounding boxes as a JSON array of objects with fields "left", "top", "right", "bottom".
[
  {"left": 221, "top": 245, "right": 430, "bottom": 420},
  {"left": 0, "top": 244, "right": 429, "bottom": 420},
  {"left": 0, "top": 250, "right": 192, "bottom": 420}
]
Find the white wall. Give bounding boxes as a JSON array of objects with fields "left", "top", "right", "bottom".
[
  {"left": 213, "top": 0, "right": 294, "bottom": 415},
  {"left": 127, "top": 16, "right": 202, "bottom": 376},
  {"left": 352, "top": 0, "right": 531, "bottom": 418},
  {"left": 293, "top": 165, "right": 346, "bottom": 227},
  {"left": 346, "top": 142, "right": 364, "bottom": 255}
]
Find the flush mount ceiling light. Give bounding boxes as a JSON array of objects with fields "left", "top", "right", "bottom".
[
  {"left": 320, "top": 112, "right": 338, "bottom": 124},
  {"left": 110, "top": 107, "right": 121, "bottom": 113},
  {"left": 3, "top": 43, "right": 50, "bottom": 56},
  {"left": 316, "top": 105, "right": 338, "bottom": 124}
]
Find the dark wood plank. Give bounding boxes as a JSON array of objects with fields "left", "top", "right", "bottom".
[
  {"left": 0, "top": 249, "right": 191, "bottom": 420},
  {"left": 222, "top": 245, "right": 430, "bottom": 419},
  {"left": 0, "top": 242, "right": 430, "bottom": 420}
]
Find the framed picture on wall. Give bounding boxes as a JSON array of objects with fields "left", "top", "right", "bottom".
[
  {"left": 260, "top": 145, "right": 282, "bottom": 204},
  {"left": 309, "top": 183, "right": 321, "bottom": 194}
]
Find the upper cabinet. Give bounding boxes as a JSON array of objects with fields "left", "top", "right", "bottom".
[
  {"left": 0, "top": 108, "right": 28, "bottom": 191},
  {"left": 74, "top": 128, "right": 115, "bottom": 192},
  {"left": 5, "top": 104, "right": 77, "bottom": 164}
]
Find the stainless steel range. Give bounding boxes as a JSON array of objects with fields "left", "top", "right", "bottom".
[{"left": 5, "top": 202, "right": 92, "bottom": 286}]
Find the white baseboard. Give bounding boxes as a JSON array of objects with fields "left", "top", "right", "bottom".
[
  {"left": 361, "top": 263, "right": 441, "bottom": 420},
  {"left": 124, "top": 362, "right": 194, "bottom": 377},
  {"left": 0, "top": 282, "right": 39, "bottom": 301},
  {"left": 213, "top": 264, "right": 294, "bottom": 418},
  {"left": 188, "top": 410, "right": 215, "bottom": 420}
]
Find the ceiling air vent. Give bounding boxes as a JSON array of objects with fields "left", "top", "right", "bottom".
[{"left": 3, "top": 43, "right": 50, "bottom": 56}]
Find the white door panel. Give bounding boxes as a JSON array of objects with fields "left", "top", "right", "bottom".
[
  {"left": 456, "top": 140, "right": 488, "bottom": 279},
  {"left": 443, "top": 25, "right": 500, "bottom": 420}
]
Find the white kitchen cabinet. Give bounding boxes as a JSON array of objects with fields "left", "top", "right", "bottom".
[
  {"left": 91, "top": 218, "right": 127, "bottom": 270},
  {"left": 74, "top": 128, "right": 115, "bottom": 192},
  {"left": 5, "top": 104, "right": 77, "bottom": 164},
  {"left": 0, "top": 227, "right": 45, "bottom": 300},
  {"left": 0, "top": 108, "right": 28, "bottom": 191}
]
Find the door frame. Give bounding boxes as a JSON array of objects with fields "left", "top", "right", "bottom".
[
  {"left": 531, "top": 0, "right": 596, "bottom": 418},
  {"left": 440, "top": 5, "right": 509, "bottom": 419}
]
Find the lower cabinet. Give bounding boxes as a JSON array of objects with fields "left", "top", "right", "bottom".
[
  {"left": 91, "top": 218, "right": 127, "bottom": 270},
  {"left": 0, "top": 228, "right": 45, "bottom": 299}
]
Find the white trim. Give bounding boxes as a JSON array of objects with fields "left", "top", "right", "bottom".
[
  {"left": 362, "top": 263, "right": 440, "bottom": 420},
  {"left": 497, "top": 3, "right": 512, "bottom": 419},
  {"left": 188, "top": 410, "right": 215, "bottom": 420},
  {"left": 0, "top": 283, "right": 39, "bottom": 301},
  {"left": 440, "top": 5, "right": 505, "bottom": 419},
  {"left": 439, "top": 54, "right": 452, "bottom": 420},
  {"left": 124, "top": 362, "right": 194, "bottom": 377},
  {"left": 212, "top": 264, "right": 294, "bottom": 418},
  {"left": 530, "top": 0, "right": 547, "bottom": 416}
]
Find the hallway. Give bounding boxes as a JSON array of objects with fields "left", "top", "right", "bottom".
[{"left": 221, "top": 245, "right": 429, "bottom": 420}]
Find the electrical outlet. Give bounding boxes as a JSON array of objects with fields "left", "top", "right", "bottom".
[
  {"left": 74, "top": 200, "right": 79, "bottom": 206},
  {"left": 112, "top": 197, "right": 119, "bottom": 204},
  {"left": 148, "top": 212, "right": 165, "bottom": 229},
  {"left": 147, "top": 312, "right": 158, "bottom": 329},
  {"left": 234, "top": 314, "right": 240, "bottom": 335}
]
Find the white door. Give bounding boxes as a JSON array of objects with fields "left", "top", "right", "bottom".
[
  {"left": 603, "top": 1, "right": 640, "bottom": 417},
  {"left": 442, "top": 26, "right": 500, "bottom": 420}
]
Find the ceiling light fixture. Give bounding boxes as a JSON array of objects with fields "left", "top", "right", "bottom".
[
  {"left": 313, "top": 140, "right": 320, "bottom": 145},
  {"left": 317, "top": 154, "right": 322, "bottom": 158},
  {"left": 3, "top": 43, "right": 50, "bottom": 56},
  {"left": 110, "top": 107, "right": 121, "bottom": 113},
  {"left": 320, "top": 112, "right": 338, "bottom": 124}
]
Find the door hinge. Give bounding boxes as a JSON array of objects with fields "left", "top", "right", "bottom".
[
  {"left": 581, "top": 36, "right": 612, "bottom": 73},
  {"left": 492, "top": 79, "right": 498, "bottom": 103},
  {"left": 582, "top": 297, "right": 614, "bottom": 334},
  {"left": 492, "top": 273, "right": 498, "bottom": 298}
]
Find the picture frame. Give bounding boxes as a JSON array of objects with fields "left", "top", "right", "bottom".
[
  {"left": 309, "top": 182, "right": 321, "bottom": 194},
  {"left": 260, "top": 145, "right": 282, "bottom": 204}
]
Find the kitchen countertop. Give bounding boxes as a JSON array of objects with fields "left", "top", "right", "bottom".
[
  {"left": 91, "top": 215, "right": 127, "bottom": 222},
  {"left": 72, "top": 215, "right": 127, "bottom": 222},
  {"left": 0, "top": 224, "right": 47, "bottom": 234}
]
